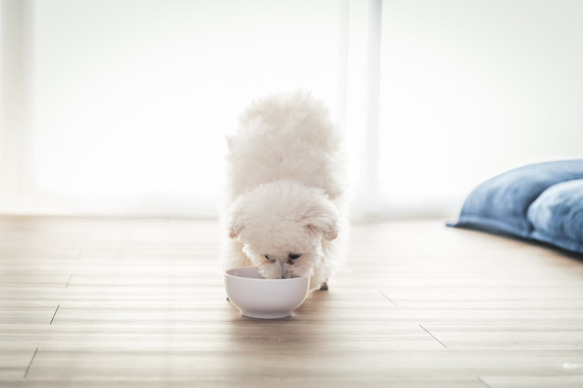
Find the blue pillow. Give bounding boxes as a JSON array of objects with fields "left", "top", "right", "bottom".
[
  {"left": 449, "top": 159, "right": 583, "bottom": 254},
  {"left": 528, "top": 179, "right": 583, "bottom": 253}
]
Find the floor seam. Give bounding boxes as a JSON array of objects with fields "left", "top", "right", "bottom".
[
  {"left": 50, "top": 304, "right": 60, "bottom": 325},
  {"left": 65, "top": 274, "right": 73, "bottom": 288},
  {"left": 23, "top": 348, "right": 38, "bottom": 378},
  {"left": 378, "top": 289, "right": 397, "bottom": 306},
  {"left": 477, "top": 376, "right": 492, "bottom": 388},
  {"left": 419, "top": 324, "right": 447, "bottom": 348}
]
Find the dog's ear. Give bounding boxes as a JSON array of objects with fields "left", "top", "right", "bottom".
[
  {"left": 229, "top": 222, "right": 244, "bottom": 239},
  {"left": 302, "top": 198, "right": 339, "bottom": 241},
  {"left": 228, "top": 202, "right": 245, "bottom": 239},
  {"left": 225, "top": 135, "right": 234, "bottom": 150}
]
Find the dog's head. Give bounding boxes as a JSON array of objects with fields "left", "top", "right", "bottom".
[{"left": 228, "top": 181, "right": 339, "bottom": 280}]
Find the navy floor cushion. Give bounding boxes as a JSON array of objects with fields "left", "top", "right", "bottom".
[{"left": 449, "top": 159, "right": 583, "bottom": 254}]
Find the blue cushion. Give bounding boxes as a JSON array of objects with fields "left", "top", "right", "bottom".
[
  {"left": 449, "top": 159, "right": 583, "bottom": 254},
  {"left": 528, "top": 179, "right": 583, "bottom": 253}
]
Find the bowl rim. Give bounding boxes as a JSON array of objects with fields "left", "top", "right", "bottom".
[{"left": 224, "top": 266, "right": 309, "bottom": 283}]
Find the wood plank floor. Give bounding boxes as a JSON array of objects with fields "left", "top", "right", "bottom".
[{"left": 1, "top": 216, "right": 582, "bottom": 387}]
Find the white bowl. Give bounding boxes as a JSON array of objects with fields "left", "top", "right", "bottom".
[{"left": 224, "top": 267, "right": 310, "bottom": 319}]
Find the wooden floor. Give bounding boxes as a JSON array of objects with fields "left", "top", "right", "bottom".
[{"left": 1, "top": 216, "right": 583, "bottom": 387}]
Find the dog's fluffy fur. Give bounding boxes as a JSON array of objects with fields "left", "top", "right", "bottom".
[{"left": 223, "top": 91, "right": 346, "bottom": 290}]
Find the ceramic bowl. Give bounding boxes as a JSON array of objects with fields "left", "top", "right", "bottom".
[{"left": 224, "top": 267, "right": 310, "bottom": 319}]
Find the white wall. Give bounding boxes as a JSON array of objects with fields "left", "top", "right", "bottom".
[
  {"left": 1, "top": 0, "right": 582, "bottom": 218},
  {"left": 378, "top": 0, "right": 583, "bottom": 216},
  {"left": 18, "top": 0, "right": 344, "bottom": 216},
  {"left": 0, "top": 0, "right": 29, "bottom": 200}
]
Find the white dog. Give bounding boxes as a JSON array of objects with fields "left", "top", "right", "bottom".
[{"left": 223, "top": 91, "right": 347, "bottom": 291}]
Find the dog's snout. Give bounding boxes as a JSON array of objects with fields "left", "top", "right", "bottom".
[{"left": 280, "top": 261, "right": 289, "bottom": 279}]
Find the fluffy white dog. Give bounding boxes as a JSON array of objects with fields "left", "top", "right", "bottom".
[{"left": 223, "top": 91, "right": 347, "bottom": 291}]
